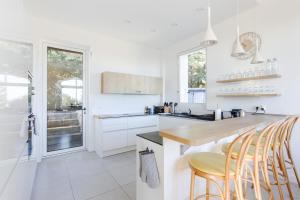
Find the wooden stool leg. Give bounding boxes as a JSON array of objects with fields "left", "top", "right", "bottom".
[
  {"left": 286, "top": 145, "right": 300, "bottom": 188},
  {"left": 206, "top": 179, "right": 210, "bottom": 200},
  {"left": 278, "top": 153, "right": 294, "bottom": 200},
  {"left": 262, "top": 161, "right": 274, "bottom": 200},
  {"left": 271, "top": 160, "right": 284, "bottom": 200},
  {"left": 190, "top": 170, "right": 195, "bottom": 200}
]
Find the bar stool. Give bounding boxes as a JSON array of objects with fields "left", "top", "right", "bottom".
[
  {"left": 221, "top": 122, "right": 281, "bottom": 200},
  {"left": 188, "top": 126, "right": 265, "bottom": 200},
  {"left": 269, "top": 116, "right": 298, "bottom": 200},
  {"left": 283, "top": 116, "right": 300, "bottom": 187}
]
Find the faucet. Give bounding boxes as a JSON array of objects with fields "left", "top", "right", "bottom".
[
  {"left": 188, "top": 108, "right": 192, "bottom": 115},
  {"left": 173, "top": 102, "right": 178, "bottom": 114}
]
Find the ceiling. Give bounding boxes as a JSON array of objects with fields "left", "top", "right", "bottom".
[{"left": 24, "top": 0, "right": 258, "bottom": 49}]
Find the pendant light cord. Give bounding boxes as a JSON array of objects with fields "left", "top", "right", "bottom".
[{"left": 236, "top": 0, "right": 239, "bottom": 28}]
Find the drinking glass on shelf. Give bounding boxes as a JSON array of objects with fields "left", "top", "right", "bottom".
[
  {"left": 259, "top": 86, "right": 265, "bottom": 93},
  {"left": 253, "top": 85, "right": 260, "bottom": 93},
  {"left": 236, "top": 71, "right": 242, "bottom": 79},
  {"left": 248, "top": 68, "right": 255, "bottom": 78},
  {"left": 224, "top": 74, "right": 230, "bottom": 80},
  {"left": 254, "top": 67, "right": 260, "bottom": 77}
]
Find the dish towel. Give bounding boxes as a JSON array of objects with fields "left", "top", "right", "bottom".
[{"left": 139, "top": 150, "right": 160, "bottom": 188}]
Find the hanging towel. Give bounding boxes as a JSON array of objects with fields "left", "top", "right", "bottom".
[
  {"left": 139, "top": 150, "right": 160, "bottom": 188},
  {"left": 139, "top": 150, "right": 148, "bottom": 182}
]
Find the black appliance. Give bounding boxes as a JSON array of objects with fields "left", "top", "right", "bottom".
[
  {"left": 231, "top": 109, "right": 243, "bottom": 118},
  {"left": 153, "top": 106, "right": 164, "bottom": 114}
]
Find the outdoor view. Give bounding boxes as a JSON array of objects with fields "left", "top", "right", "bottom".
[
  {"left": 47, "top": 47, "right": 84, "bottom": 152},
  {"left": 179, "top": 49, "right": 207, "bottom": 104}
]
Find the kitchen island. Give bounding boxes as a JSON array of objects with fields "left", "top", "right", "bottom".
[{"left": 136, "top": 114, "right": 287, "bottom": 200}]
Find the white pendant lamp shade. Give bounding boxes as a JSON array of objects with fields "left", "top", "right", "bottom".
[
  {"left": 231, "top": 26, "right": 245, "bottom": 57},
  {"left": 251, "top": 38, "right": 264, "bottom": 64},
  {"left": 231, "top": 0, "right": 245, "bottom": 57},
  {"left": 201, "top": 7, "right": 218, "bottom": 48}
]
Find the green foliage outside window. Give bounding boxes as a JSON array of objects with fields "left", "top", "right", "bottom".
[{"left": 188, "top": 50, "right": 206, "bottom": 88}]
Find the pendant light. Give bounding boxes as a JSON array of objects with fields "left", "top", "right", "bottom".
[
  {"left": 200, "top": 1, "right": 218, "bottom": 48},
  {"left": 251, "top": 6, "right": 264, "bottom": 64},
  {"left": 251, "top": 38, "right": 264, "bottom": 64},
  {"left": 231, "top": 0, "right": 245, "bottom": 57}
]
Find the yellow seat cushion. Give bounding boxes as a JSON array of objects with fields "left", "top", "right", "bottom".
[{"left": 189, "top": 152, "right": 235, "bottom": 177}]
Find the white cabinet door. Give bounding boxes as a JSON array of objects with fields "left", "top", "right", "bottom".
[
  {"left": 102, "top": 130, "right": 127, "bottom": 151},
  {"left": 127, "top": 126, "right": 159, "bottom": 146},
  {"left": 128, "top": 116, "right": 158, "bottom": 129},
  {"left": 102, "top": 118, "right": 127, "bottom": 132}
]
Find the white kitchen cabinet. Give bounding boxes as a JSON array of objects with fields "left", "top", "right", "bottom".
[
  {"left": 102, "top": 130, "right": 128, "bottom": 151},
  {"left": 128, "top": 115, "right": 158, "bottom": 129},
  {"left": 102, "top": 118, "right": 127, "bottom": 132},
  {"left": 94, "top": 115, "right": 159, "bottom": 157}
]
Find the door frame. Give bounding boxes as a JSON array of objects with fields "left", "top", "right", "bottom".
[{"left": 41, "top": 40, "right": 90, "bottom": 157}]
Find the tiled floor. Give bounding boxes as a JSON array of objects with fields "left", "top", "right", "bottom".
[
  {"left": 32, "top": 150, "right": 300, "bottom": 200},
  {"left": 32, "top": 151, "right": 136, "bottom": 200}
]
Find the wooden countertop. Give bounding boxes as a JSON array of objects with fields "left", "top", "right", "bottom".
[{"left": 159, "top": 114, "right": 287, "bottom": 146}]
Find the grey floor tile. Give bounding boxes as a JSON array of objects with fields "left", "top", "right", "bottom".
[
  {"left": 66, "top": 158, "right": 106, "bottom": 179},
  {"left": 32, "top": 176, "right": 74, "bottom": 200},
  {"left": 89, "top": 188, "right": 130, "bottom": 200},
  {"left": 70, "top": 171, "right": 119, "bottom": 200},
  {"left": 122, "top": 182, "right": 136, "bottom": 200},
  {"left": 107, "top": 162, "right": 136, "bottom": 186}
]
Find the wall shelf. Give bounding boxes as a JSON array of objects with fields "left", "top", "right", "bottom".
[
  {"left": 216, "top": 74, "right": 281, "bottom": 83},
  {"left": 217, "top": 93, "right": 281, "bottom": 97}
]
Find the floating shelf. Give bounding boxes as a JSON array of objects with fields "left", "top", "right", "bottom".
[
  {"left": 216, "top": 74, "right": 281, "bottom": 83},
  {"left": 217, "top": 93, "right": 281, "bottom": 97}
]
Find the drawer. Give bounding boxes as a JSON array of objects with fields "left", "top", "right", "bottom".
[
  {"left": 102, "top": 118, "right": 127, "bottom": 132},
  {"left": 127, "top": 126, "right": 159, "bottom": 146},
  {"left": 102, "top": 130, "right": 127, "bottom": 151},
  {"left": 127, "top": 116, "right": 158, "bottom": 129}
]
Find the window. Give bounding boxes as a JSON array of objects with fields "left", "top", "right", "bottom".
[
  {"left": 179, "top": 49, "right": 207, "bottom": 104},
  {"left": 61, "top": 78, "right": 83, "bottom": 108}
]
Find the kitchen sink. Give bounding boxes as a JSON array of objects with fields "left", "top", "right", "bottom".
[{"left": 161, "top": 113, "right": 215, "bottom": 121}]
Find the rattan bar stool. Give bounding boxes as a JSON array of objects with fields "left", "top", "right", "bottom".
[
  {"left": 222, "top": 122, "right": 282, "bottom": 200},
  {"left": 268, "top": 116, "right": 299, "bottom": 200},
  {"left": 188, "top": 126, "right": 269, "bottom": 200},
  {"left": 283, "top": 116, "right": 300, "bottom": 188}
]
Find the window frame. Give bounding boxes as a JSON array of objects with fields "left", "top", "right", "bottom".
[{"left": 178, "top": 48, "right": 207, "bottom": 105}]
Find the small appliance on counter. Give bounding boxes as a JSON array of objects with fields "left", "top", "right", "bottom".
[
  {"left": 153, "top": 106, "right": 164, "bottom": 114},
  {"left": 231, "top": 109, "right": 245, "bottom": 118}
]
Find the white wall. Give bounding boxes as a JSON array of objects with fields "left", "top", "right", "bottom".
[
  {"left": 0, "top": 0, "right": 162, "bottom": 154},
  {"left": 163, "top": 0, "right": 300, "bottom": 183}
]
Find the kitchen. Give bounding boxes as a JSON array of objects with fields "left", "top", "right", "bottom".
[{"left": 0, "top": 0, "right": 300, "bottom": 200}]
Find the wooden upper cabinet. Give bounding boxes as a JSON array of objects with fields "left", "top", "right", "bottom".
[{"left": 101, "top": 72, "right": 162, "bottom": 95}]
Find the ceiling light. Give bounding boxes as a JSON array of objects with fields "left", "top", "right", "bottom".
[
  {"left": 231, "top": 0, "right": 246, "bottom": 57},
  {"left": 251, "top": 38, "right": 264, "bottom": 64},
  {"left": 200, "top": 6, "right": 218, "bottom": 48},
  {"left": 231, "top": 26, "right": 246, "bottom": 57}
]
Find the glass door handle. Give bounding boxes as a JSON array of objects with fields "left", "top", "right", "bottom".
[{"left": 82, "top": 107, "right": 87, "bottom": 114}]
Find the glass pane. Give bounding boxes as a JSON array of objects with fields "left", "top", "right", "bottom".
[
  {"left": 47, "top": 47, "right": 84, "bottom": 152},
  {"left": 0, "top": 39, "right": 32, "bottom": 194}
]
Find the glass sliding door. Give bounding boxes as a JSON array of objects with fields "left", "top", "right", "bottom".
[{"left": 47, "top": 47, "right": 85, "bottom": 152}]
